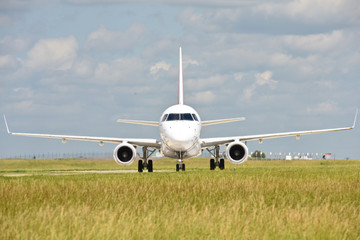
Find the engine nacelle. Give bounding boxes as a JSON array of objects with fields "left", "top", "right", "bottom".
[
  {"left": 226, "top": 141, "right": 248, "bottom": 164},
  {"left": 113, "top": 143, "right": 137, "bottom": 165}
]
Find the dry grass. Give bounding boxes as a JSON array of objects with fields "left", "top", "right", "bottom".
[{"left": 1, "top": 158, "right": 360, "bottom": 239}]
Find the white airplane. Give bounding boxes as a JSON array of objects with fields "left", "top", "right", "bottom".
[{"left": 3, "top": 48, "right": 358, "bottom": 172}]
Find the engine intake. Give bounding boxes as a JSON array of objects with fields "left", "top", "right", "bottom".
[
  {"left": 226, "top": 141, "right": 248, "bottom": 164},
  {"left": 113, "top": 143, "right": 136, "bottom": 165}
]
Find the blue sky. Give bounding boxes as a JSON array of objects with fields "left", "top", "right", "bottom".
[{"left": 1, "top": 0, "right": 359, "bottom": 159}]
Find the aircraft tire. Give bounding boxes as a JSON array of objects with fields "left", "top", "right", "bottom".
[
  {"left": 138, "top": 160, "right": 143, "bottom": 172},
  {"left": 176, "top": 164, "right": 180, "bottom": 172},
  {"left": 210, "top": 159, "right": 215, "bottom": 170},
  {"left": 148, "top": 160, "right": 153, "bottom": 172},
  {"left": 219, "top": 159, "right": 225, "bottom": 170},
  {"left": 182, "top": 163, "right": 185, "bottom": 171}
]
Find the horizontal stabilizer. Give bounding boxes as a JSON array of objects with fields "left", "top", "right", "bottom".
[
  {"left": 117, "top": 119, "right": 159, "bottom": 126},
  {"left": 202, "top": 117, "right": 246, "bottom": 126}
]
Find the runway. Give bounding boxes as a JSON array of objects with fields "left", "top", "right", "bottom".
[{"left": 1, "top": 169, "right": 174, "bottom": 177}]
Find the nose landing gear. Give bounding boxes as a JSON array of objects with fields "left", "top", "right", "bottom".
[
  {"left": 176, "top": 152, "right": 186, "bottom": 171},
  {"left": 176, "top": 160, "right": 185, "bottom": 171}
]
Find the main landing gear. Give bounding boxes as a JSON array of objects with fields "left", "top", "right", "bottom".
[
  {"left": 138, "top": 147, "right": 156, "bottom": 173},
  {"left": 207, "top": 146, "right": 225, "bottom": 170}
]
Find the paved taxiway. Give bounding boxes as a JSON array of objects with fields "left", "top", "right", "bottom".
[{"left": 1, "top": 169, "right": 173, "bottom": 177}]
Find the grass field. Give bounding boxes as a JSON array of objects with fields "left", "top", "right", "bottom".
[{"left": 1, "top": 158, "right": 360, "bottom": 239}]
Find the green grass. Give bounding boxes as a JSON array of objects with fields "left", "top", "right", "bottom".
[{"left": 1, "top": 158, "right": 360, "bottom": 239}]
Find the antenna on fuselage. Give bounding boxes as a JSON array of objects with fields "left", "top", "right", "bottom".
[{"left": 178, "top": 47, "right": 184, "bottom": 105}]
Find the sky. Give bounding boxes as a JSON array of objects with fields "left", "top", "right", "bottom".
[{"left": 0, "top": 0, "right": 359, "bottom": 159}]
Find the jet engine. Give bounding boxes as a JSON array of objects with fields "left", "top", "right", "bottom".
[
  {"left": 226, "top": 141, "right": 248, "bottom": 164},
  {"left": 113, "top": 143, "right": 137, "bottom": 165}
]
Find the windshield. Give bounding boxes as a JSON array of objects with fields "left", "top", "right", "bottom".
[
  {"left": 166, "top": 113, "right": 195, "bottom": 121},
  {"left": 161, "top": 114, "right": 168, "bottom": 122},
  {"left": 181, "top": 113, "right": 193, "bottom": 120},
  {"left": 167, "top": 113, "right": 180, "bottom": 121}
]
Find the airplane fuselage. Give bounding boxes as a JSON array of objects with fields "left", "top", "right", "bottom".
[{"left": 159, "top": 104, "right": 202, "bottom": 159}]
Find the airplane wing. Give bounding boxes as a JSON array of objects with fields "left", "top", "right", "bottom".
[
  {"left": 201, "top": 110, "right": 357, "bottom": 148},
  {"left": 202, "top": 117, "right": 246, "bottom": 126},
  {"left": 117, "top": 119, "right": 159, "bottom": 126},
  {"left": 4, "top": 115, "right": 160, "bottom": 149}
]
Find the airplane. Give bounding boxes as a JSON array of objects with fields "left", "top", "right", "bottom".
[{"left": 3, "top": 47, "right": 358, "bottom": 172}]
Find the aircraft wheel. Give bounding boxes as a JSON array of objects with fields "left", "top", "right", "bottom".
[
  {"left": 176, "top": 164, "right": 180, "bottom": 172},
  {"left": 219, "top": 159, "right": 225, "bottom": 170},
  {"left": 182, "top": 163, "right": 185, "bottom": 171},
  {"left": 148, "top": 160, "right": 153, "bottom": 172},
  {"left": 138, "top": 160, "right": 143, "bottom": 173},
  {"left": 210, "top": 159, "right": 215, "bottom": 170}
]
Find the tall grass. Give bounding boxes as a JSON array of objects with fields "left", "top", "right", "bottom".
[{"left": 1, "top": 159, "right": 360, "bottom": 239}]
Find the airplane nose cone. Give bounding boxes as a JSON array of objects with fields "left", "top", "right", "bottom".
[
  {"left": 171, "top": 131, "right": 192, "bottom": 144},
  {"left": 167, "top": 127, "right": 194, "bottom": 151}
]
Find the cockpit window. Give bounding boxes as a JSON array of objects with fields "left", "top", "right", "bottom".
[
  {"left": 161, "top": 114, "right": 168, "bottom": 122},
  {"left": 192, "top": 114, "right": 199, "bottom": 121},
  {"left": 166, "top": 113, "right": 195, "bottom": 121},
  {"left": 181, "top": 113, "right": 193, "bottom": 121},
  {"left": 167, "top": 113, "right": 180, "bottom": 121}
]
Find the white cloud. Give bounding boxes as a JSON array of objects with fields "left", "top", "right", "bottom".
[
  {"left": 0, "top": 55, "right": 20, "bottom": 71},
  {"left": 255, "top": 0, "right": 360, "bottom": 24},
  {"left": 243, "top": 71, "right": 278, "bottom": 100},
  {"left": 186, "top": 74, "right": 226, "bottom": 91},
  {"left": 183, "top": 57, "right": 200, "bottom": 68},
  {"left": 67, "top": 0, "right": 259, "bottom": 6},
  {"left": 25, "top": 36, "right": 78, "bottom": 71},
  {"left": 150, "top": 61, "right": 171, "bottom": 75},
  {"left": 0, "top": 15, "right": 12, "bottom": 26},
  {"left": 306, "top": 101, "right": 338, "bottom": 114},
  {"left": 72, "top": 60, "right": 94, "bottom": 77},
  {"left": 12, "top": 88, "right": 34, "bottom": 99},
  {"left": 283, "top": 30, "right": 345, "bottom": 52},
  {"left": 234, "top": 72, "right": 244, "bottom": 82},
  {"left": 255, "top": 71, "right": 278, "bottom": 87},
  {"left": 0, "top": 35, "right": 30, "bottom": 54},
  {"left": 0, "top": 0, "right": 58, "bottom": 9},
  {"left": 188, "top": 90, "right": 216, "bottom": 104},
  {"left": 178, "top": 8, "right": 244, "bottom": 32},
  {"left": 94, "top": 57, "right": 144, "bottom": 84},
  {"left": 84, "top": 23, "right": 146, "bottom": 52}
]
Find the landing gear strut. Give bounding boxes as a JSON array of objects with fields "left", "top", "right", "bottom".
[
  {"left": 207, "top": 145, "right": 225, "bottom": 170},
  {"left": 138, "top": 147, "right": 156, "bottom": 173}
]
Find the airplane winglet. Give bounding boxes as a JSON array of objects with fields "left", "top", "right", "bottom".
[
  {"left": 3, "top": 115, "right": 11, "bottom": 134},
  {"left": 352, "top": 109, "right": 358, "bottom": 129}
]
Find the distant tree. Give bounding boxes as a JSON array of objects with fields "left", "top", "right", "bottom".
[{"left": 251, "top": 150, "right": 266, "bottom": 159}]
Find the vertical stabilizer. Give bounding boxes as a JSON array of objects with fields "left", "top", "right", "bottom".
[{"left": 178, "top": 47, "right": 184, "bottom": 105}]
